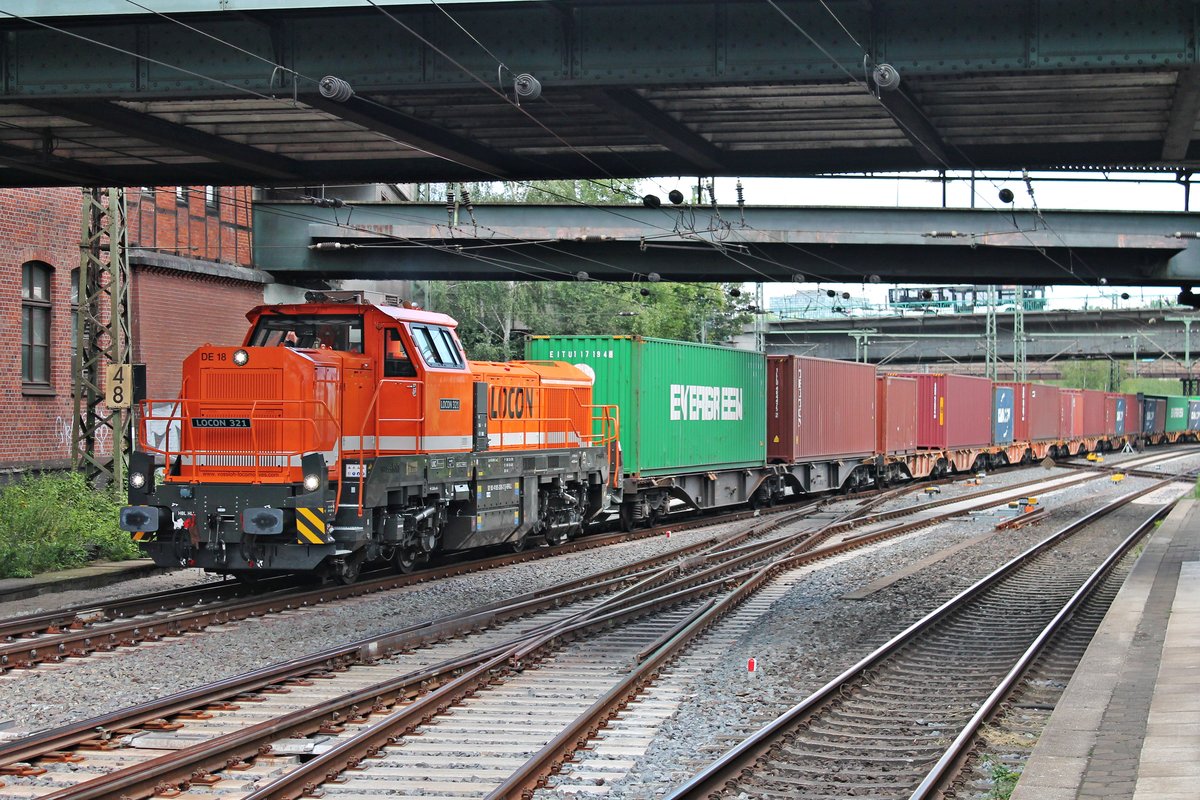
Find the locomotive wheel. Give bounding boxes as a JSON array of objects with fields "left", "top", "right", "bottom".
[
  {"left": 393, "top": 548, "right": 419, "bottom": 574},
  {"left": 333, "top": 556, "right": 362, "bottom": 585}
]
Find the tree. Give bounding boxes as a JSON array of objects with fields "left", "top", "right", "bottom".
[
  {"left": 430, "top": 278, "right": 751, "bottom": 361},
  {"left": 1056, "top": 360, "right": 1116, "bottom": 390}
]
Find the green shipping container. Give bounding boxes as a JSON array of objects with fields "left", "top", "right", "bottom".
[
  {"left": 526, "top": 336, "right": 766, "bottom": 477},
  {"left": 1163, "top": 395, "right": 1190, "bottom": 433}
]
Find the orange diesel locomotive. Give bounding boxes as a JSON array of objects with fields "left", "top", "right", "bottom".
[{"left": 120, "top": 297, "right": 617, "bottom": 583}]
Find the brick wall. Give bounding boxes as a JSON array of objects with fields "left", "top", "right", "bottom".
[
  {"left": 0, "top": 187, "right": 262, "bottom": 473},
  {"left": 132, "top": 267, "right": 263, "bottom": 400},
  {"left": 0, "top": 188, "right": 86, "bottom": 471},
  {"left": 127, "top": 186, "right": 254, "bottom": 267}
]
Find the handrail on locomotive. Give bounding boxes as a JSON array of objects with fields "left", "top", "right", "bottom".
[{"left": 135, "top": 396, "right": 341, "bottom": 484}]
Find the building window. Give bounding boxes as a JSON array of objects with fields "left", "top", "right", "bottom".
[
  {"left": 204, "top": 185, "right": 218, "bottom": 209},
  {"left": 70, "top": 268, "right": 81, "bottom": 364},
  {"left": 176, "top": 186, "right": 187, "bottom": 204},
  {"left": 21, "top": 261, "right": 52, "bottom": 388}
]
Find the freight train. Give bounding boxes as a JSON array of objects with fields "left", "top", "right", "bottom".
[{"left": 121, "top": 298, "right": 1200, "bottom": 582}]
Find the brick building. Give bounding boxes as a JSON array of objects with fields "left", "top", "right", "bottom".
[{"left": 1, "top": 186, "right": 271, "bottom": 474}]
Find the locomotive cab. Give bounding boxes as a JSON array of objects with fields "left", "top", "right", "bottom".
[{"left": 122, "top": 300, "right": 615, "bottom": 583}]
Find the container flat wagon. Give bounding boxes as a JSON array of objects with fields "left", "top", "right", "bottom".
[
  {"left": 886, "top": 373, "right": 994, "bottom": 475},
  {"left": 528, "top": 336, "right": 778, "bottom": 526}
]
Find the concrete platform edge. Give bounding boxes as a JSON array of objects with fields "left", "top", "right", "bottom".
[
  {"left": 0, "top": 559, "right": 164, "bottom": 604},
  {"left": 1010, "top": 498, "right": 1198, "bottom": 800}
]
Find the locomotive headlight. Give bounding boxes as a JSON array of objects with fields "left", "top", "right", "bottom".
[
  {"left": 303, "top": 473, "right": 321, "bottom": 492},
  {"left": 232, "top": 349, "right": 249, "bottom": 366},
  {"left": 129, "top": 471, "right": 146, "bottom": 489}
]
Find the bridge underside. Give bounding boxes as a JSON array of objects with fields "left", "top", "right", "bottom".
[
  {"left": 763, "top": 308, "right": 1197, "bottom": 370},
  {"left": 3, "top": 1, "right": 1200, "bottom": 186},
  {"left": 253, "top": 202, "right": 1200, "bottom": 287}
]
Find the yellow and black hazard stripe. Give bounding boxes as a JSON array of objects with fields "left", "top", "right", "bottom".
[
  {"left": 295, "top": 507, "right": 331, "bottom": 545},
  {"left": 132, "top": 531, "right": 151, "bottom": 542}
]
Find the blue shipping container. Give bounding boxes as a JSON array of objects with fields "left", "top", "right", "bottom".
[
  {"left": 993, "top": 386, "right": 1014, "bottom": 445},
  {"left": 1114, "top": 397, "right": 1127, "bottom": 436},
  {"left": 1142, "top": 398, "right": 1160, "bottom": 433},
  {"left": 1189, "top": 399, "right": 1200, "bottom": 431}
]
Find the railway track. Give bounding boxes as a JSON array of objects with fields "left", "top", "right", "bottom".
[
  {"left": 0, "top": 457, "right": 1123, "bottom": 674},
  {"left": 0, "top": 493, "right": 841, "bottom": 799},
  {"left": 0, "top": 453, "right": 1190, "bottom": 800},
  {"left": 664, "top": 478, "right": 1183, "bottom": 800},
  {"left": 0, "top": 461, "right": 1135, "bottom": 799},
  {"left": 0, "top": 508, "right": 795, "bottom": 673},
  {"left": 940, "top": 543, "right": 1136, "bottom": 800}
]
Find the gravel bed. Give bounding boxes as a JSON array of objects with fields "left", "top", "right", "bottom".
[
  {"left": 544, "top": 472, "right": 1192, "bottom": 799},
  {"left": 0, "top": 521, "right": 736, "bottom": 736}
]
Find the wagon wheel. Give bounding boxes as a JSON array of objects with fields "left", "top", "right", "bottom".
[
  {"left": 545, "top": 526, "right": 573, "bottom": 547},
  {"left": 392, "top": 548, "right": 419, "bottom": 574},
  {"left": 619, "top": 504, "right": 636, "bottom": 532},
  {"left": 509, "top": 531, "right": 529, "bottom": 552}
]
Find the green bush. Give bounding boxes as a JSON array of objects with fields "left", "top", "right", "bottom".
[
  {"left": 0, "top": 472, "right": 140, "bottom": 579},
  {"left": 986, "top": 760, "right": 1021, "bottom": 800}
]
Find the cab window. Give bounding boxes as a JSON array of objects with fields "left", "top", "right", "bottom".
[
  {"left": 249, "top": 315, "right": 363, "bottom": 352},
  {"left": 384, "top": 329, "right": 417, "bottom": 377},
  {"left": 410, "top": 324, "right": 464, "bottom": 369}
]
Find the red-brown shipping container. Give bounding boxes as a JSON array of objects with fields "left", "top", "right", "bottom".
[
  {"left": 1104, "top": 392, "right": 1124, "bottom": 436},
  {"left": 876, "top": 375, "right": 918, "bottom": 455},
  {"left": 767, "top": 355, "right": 877, "bottom": 462},
  {"left": 1082, "top": 389, "right": 1107, "bottom": 437},
  {"left": 1060, "top": 388, "right": 1085, "bottom": 438},
  {"left": 892, "top": 373, "right": 993, "bottom": 449},
  {"left": 996, "top": 382, "right": 1060, "bottom": 442},
  {"left": 1125, "top": 393, "right": 1142, "bottom": 434}
]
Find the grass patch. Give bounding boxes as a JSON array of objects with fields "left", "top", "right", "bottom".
[
  {"left": 1193, "top": 477, "right": 1199, "bottom": 499},
  {"left": 984, "top": 759, "right": 1022, "bottom": 800},
  {"left": 0, "top": 472, "right": 140, "bottom": 579}
]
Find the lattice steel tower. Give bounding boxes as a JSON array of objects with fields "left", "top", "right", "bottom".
[
  {"left": 1013, "top": 284, "right": 1028, "bottom": 381},
  {"left": 71, "top": 188, "right": 132, "bottom": 486},
  {"left": 984, "top": 284, "right": 998, "bottom": 381}
]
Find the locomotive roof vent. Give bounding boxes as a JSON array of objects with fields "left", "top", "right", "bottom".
[
  {"left": 305, "top": 289, "right": 377, "bottom": 304},
  {"left": 303, "top": 288, "right": 422, "bottom": 308}
]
